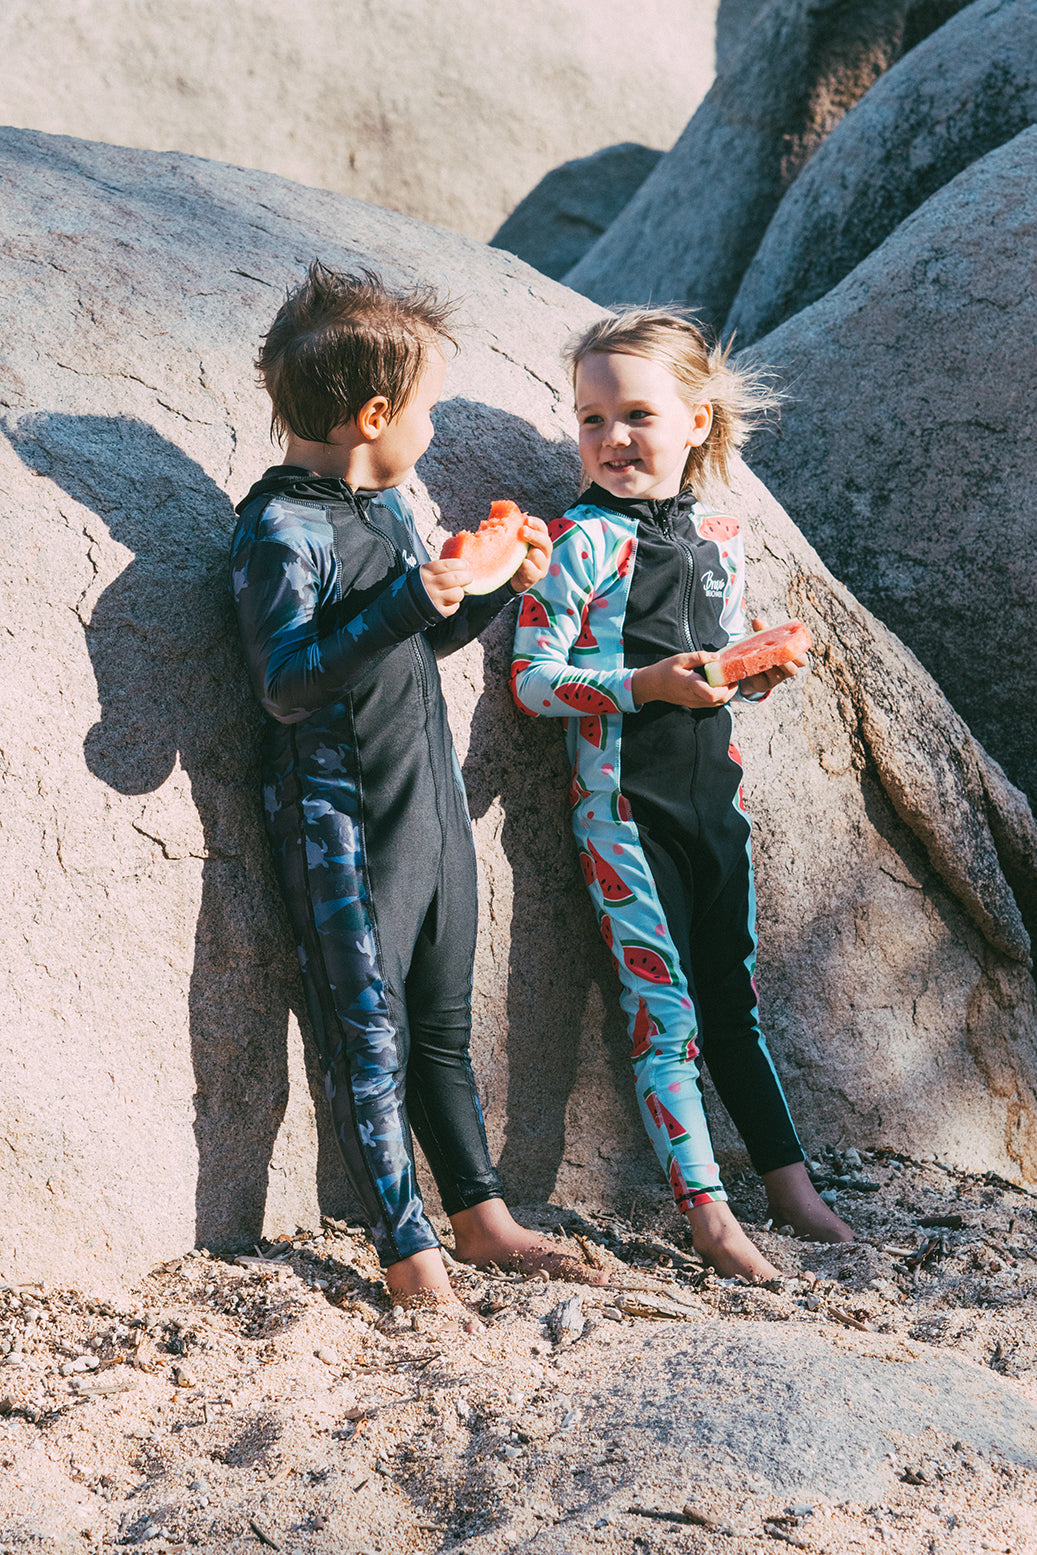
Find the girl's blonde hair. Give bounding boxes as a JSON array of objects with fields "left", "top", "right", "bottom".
[{"left": 564, "top": 306, "right": 782, "bottom": 493}]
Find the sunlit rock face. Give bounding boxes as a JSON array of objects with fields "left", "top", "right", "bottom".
[
  {"left": 0, "top": 128, "right": 1033, "bottom": 1286},
  {"left": 0, "top": 0, "right": 716, "bottom": 241}
]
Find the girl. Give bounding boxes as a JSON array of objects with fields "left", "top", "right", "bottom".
[{"left": 511, "top": 309, "right": 852, "bottom": 1281}]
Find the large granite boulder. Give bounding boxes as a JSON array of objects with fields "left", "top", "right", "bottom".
[
  {"left": 0, "top": 0, "right": 716, "bottom": 241},
  {"left": 489, "top": 143, "right": 663, "bottom": 281},
  {"left": 727, "top": 0, "right": 1037, "bottom": 342},
  {"left": 564, "top": 0, "right": 969, "bottom": 326},
  {"left": 0, "top": 128, "right": 1034, "bottom": 1288},
  {"left": 747, "top": 126, "right": 1037, "bottom": 814}
]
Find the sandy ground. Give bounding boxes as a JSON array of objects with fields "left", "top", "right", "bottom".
[{"left": 1, "top": 1147, "right": 1036, "bottom": 1554}]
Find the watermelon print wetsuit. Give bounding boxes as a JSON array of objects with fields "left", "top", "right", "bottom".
[
  {"left": 511, "top": 483, "right": 804, "bottom": 1209},
  {"left": 230, "top": 467, "right": 511, "bottom": 1266}
]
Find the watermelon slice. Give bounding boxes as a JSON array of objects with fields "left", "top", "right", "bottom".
[
  {"left": 620, "top": 939, "right": 677, "bottom": 985},
  {"left": 703, "top": 619, "right": 812, "bottom": 687},
  {"left": 586, "top": 839, "right": 636, "bottom": 904},
  {"left": 440, "top": 499, "right": 530, "bottom": 595},
  {"left": 555, "top": 681, "right": 622, "bottom": 715}
]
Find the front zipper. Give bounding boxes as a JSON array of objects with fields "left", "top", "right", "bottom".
[
  {"left": 658, "top": 501, "right": 699, "bottom": 653},
  {"left": 352, "top": 492, "right": 434, "bottom": 707}
]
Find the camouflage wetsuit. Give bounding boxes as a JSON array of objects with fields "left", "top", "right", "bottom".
[
  {"left": 512, "top": 484, "right": 804, "bottom": 1211},
  {"left": 231, "top": 467, "right": 511, "bottom": 1266}
]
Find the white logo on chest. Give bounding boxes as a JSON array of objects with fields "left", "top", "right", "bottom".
[{"left": 701, "top": 569, "right": 725, "bottom": 598}]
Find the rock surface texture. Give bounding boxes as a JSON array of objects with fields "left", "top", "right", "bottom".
[
  {"left": 564, "top": 0, "right": 967, "bottom": 325},
  {"left": 727, "top": 0, "right": 1037, "bottom": 343},
  {"left": 0, "top": 129, "right": 1034, "bottom": 1287},
  {"left": 0, "top": 0, "right": 715, "bottom": 242},
  {"left": 489, "top": 143, "right": 663, "bottom": 281},
  {"left": 748, "top": 126, "right": 1037, "bottom": 816}
]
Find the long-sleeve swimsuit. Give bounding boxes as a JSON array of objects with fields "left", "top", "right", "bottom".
[
  {"left": 230, "top": 466, "right": 512, "bottom": 1266},
  {"left": 511, "top": 483, "right": 804, "bottom": 1209}
]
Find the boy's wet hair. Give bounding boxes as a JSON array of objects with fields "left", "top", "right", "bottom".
[
  {"left": 564, "top": 306, "right": 782, "bottom": 491},
  {"left": 258, "top": 261, "right": 457, "bottom": 445}
]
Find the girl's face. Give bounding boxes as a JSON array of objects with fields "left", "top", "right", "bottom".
[{"left": 574, "top": 350, "right": 711, "bottom": 501}]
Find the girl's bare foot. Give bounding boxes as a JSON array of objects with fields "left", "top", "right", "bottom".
[
  {"left": 384, "top": 1248, "right": 469, "bottom": 1315},
  {"left": 450, "top": 1200, "right": 608, "bottom": 1285},
  {"left": 683, "top": 1199, "right": 781, "bottom": 1282},
  {"left": 763, "top": 1161, "right": 854, "bottom": 1243}
]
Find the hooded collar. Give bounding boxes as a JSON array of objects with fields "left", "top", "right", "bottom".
[
  {"left": 235, "top": 465, "right": 381, "bottom": 515},
  {"left": 581, "top": 482, "right": 700, "bottom": 530}
]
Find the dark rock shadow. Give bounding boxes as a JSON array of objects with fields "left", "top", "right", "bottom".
[
  {"left": 422, "top": 399, "right": 644, "bottom": 1202},
  {"left": 6, "top": 413, "right": 349, "bottom": 1251}
]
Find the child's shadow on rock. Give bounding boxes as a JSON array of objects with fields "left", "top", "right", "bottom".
[
  {"left": 426, "top": 398, "right": 638, "bottom": 1201},
  {"left": 7, "top": 413, "right": 347, "bottom": 1251}
]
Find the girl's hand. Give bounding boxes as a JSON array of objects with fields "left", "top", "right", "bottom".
[
  {"left": 509, "top": 517, "right": 552, "bottom": 593},
  {"left": 631, "top": 653, "right": 737, "bottom": 710},
  {"left": 421, "top": 558, "right": 473, "bottom": 617},
  {"left": 738, "top": 616, "right": 809, "bottom": 698}
]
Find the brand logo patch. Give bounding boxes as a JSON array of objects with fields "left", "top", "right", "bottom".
[{"left": 701, "top": 569, "right": 725, "bottom": 598}]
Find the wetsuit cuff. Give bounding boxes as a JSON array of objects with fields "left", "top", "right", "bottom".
[{"left": 405, "top": 563, "right": 453, "bottom": 626}]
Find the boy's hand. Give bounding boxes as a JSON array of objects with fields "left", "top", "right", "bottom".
[
  {"left": 421, "top": 558, "right": 473, "bottom": 617},
  {"left": 631, "top": 653, "right": 737, "bottom": 710},
  {"left": 509, "top": 517, "right": 552, "bottom": 593},
  {"left": 738, "top": 616, "right": 808, "bottom": 698}
]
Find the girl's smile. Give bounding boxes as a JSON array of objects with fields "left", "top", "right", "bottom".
[{"left": 574, "top": 350, "right": 711, "bottom": 501}]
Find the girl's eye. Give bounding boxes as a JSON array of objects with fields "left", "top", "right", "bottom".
[
  {"left": 629, "top": 409, "right": 651, "bottom": 420},
  {"left": 581, "top": 414, "right": 603, "bottom": 426}
]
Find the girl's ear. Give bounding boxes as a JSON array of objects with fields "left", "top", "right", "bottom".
[
  {"left": 688, "top": 401, "right": 713, "bottom": 447},
  {"left": 356, "top": 395, "right": 391, "bottom": 441}
]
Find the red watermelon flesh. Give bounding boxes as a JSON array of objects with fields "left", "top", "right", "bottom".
[
  {"left": 644, "top": 1088, "right": 664, "bottom": 1130},
  {"left": 517, "top": 591, "right": 552, "bottom": 631},
  {"left": 587, "top": 839, "right": 636, "bottom": 904},
  {"left": 668, "top": 1157, "right": 692, "bottom": 1208},
  {"left": 555, "top": 681, "right": 622, "bottom": 715},
  {"left": 572, "top": 608, "right": 599, "bottom": 655},
  {"left": 621, "top": 940, "right": 677, "bottom": 985},
  {"left": 698, "top": 513, "right": 740, "bottom": 541},
  {"left": 579, "top": 714, "right": 606, "bottom": 749},
  {"left": 630, "top": 996, "right": 661, "bottom": 1060},
  {"left": 440, "top": 500, "right": 530, "bottom": 595},
  {"left": 657, "top": 1097, "right": 689, "bottom": 1143},
  {"left": 703, "top": 619, "right": 812, "bottom": 687},
  {"left": 548, "top": 514, "right": 577, "bottom": 542}
]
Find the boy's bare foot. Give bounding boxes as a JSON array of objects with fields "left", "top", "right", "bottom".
[
  {"left": 683, "top": 1199, "right": 781, "bottom": 1283},
  {"left": 450, "top": 1200, "right": 608, "bottom": 1286},
  {"left": 762, "top": 1161, "right": 855, "bottom": 1243}
]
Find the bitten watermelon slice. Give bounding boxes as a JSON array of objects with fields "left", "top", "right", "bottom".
[
  {"left": 703, "top": 619, "right": 812, "bottom": 687},
  {"left": 440, "top": 499, "right": 530, "bottom": 595}
]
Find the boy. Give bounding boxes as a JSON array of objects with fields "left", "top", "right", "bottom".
[{"left": 230, "top": 262, "right": 597, "bottom": 1310}]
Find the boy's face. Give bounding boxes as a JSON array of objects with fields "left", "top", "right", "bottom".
[{"left": 366, "top": 349, "right": 446, "bottom": 489}]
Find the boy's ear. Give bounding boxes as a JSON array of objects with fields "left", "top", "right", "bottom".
[{"left": 356, "top": 395, "right": 391, "bottom": 441}]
